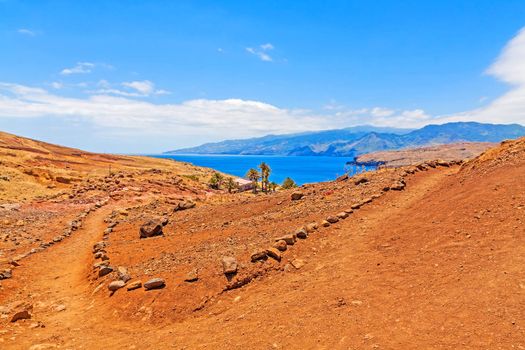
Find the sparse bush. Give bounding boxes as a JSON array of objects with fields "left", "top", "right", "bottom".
[
  {"left": 209, "top": 172, "right": 224, "bottom": 189},
  {"left": 281, "top": 177, "right": 297, "bottom": 189}
]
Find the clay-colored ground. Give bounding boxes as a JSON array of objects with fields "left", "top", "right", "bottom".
[
  {"left": 355, "top": 142, "right": 495, "bottom": 167},
  {"left": 1, "top": 132, "right": 524, "bottom": 349}
]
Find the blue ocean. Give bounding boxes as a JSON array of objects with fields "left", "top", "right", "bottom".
[{"left": 151, "top": 154, "right": 375, "bottom": 185}]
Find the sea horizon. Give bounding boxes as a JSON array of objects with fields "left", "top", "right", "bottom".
[{"left": 151, "top": 153, "right": 376, "bottom": 185}]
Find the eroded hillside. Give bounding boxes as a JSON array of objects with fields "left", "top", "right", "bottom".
[{"left": 1, "top": 133, "right": 524, "bottom": 349}]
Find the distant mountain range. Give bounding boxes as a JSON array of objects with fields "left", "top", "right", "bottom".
[{"left": 165, "top": 122, "right": 525, "bottom": 157}]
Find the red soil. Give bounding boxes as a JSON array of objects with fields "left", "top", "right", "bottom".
[{"left": 1, "top": 133, "right": 524, "bottom": 349}]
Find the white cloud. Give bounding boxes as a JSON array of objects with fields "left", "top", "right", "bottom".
[
  {"left": 60, "top": 62, "right": 95, "bottom": 75},
  {"left": 260, "top": 43, "right": 274, "bottom": 51},
  {"left": 17, "top": 28, "right": 36, "bottom": 36},
  {"left": 88, "top": 80, "right": 169, "bottom": 97},
  {"left": 2, "top": 26, "right": 525, "bottom": 149},
  {"left": 440, "top": 27, "right": 525, "bottom": 125},
  {"left": 0, "top": 82, "right": 436, "bottom": 143},
  {"left": 246, "top": 43, "right": 274, "bottom": 62},
  {"left": 122, "top": 80, "right": 155, "bottom": 95}
]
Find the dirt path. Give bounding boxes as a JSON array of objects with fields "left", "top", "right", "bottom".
[
  {"left": 2, "top": 205, "right": 115, "bottom": 349},
  {"left": 3, "top": 167, "right": 463, "bottom": 349}
]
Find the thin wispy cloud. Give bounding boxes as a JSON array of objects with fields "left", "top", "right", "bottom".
[
  {"left": 88, "top": 80, "right": 169, "bottom": 97},
  {"left": 370, "top": 107, "right": 395, "bottom": 117},
  {"left": 246, "top": 43, "right": 274, "bottom": 62},
  {"left": 50, "top": 82, "right": 63, "bottom": 89},
  {"left": 122, "top": 80, "right": 155, "bottom": 95},
  {"left": 60, "top": 62, "right": 95, "bottom": 75},
  {"left": 17, "top": 28, "right": 37, "bottom": 36}
]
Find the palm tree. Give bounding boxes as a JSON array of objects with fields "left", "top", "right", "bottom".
[
  {"left": 225, "top": 177, "right": 237, "bottom": 193},
  {"left": 258, "top": 162, "right": 271, "bottom": 193},
  {"left": 246, "top": 168, "right": 260, "bottom": 193}
]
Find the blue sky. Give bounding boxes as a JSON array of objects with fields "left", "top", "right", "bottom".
[{"left": 1, "top": 0, "right": 525, "bottom": 152}]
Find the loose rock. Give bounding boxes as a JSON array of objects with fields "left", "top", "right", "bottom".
[
  {"left": 336, "top": 212, "right": 349, "bottom": 219},
  {"left": 272, "top": 240, "right": 288, "bottom": 251},
  {"left": 290, "top": 192, "right": 304, "bottom": 200},
  {"left": 98, "top": 266, "right": 113, "bottom": 277},
  {"left": 117, "top": 266, "right": 131, "bottom": 282},
  {"left": 305, "top": 222, "right": 319, "bottom": 233},
  {"left": 326, "top": 216, "right": 339, "bottom": 224},
  {"left": 222, "top": 256, "right": 238, "bottom": 274},
  {"left": 127, "top": 280, "right": 142, "bottom": 291},
  {"left": 175, "top": 200, "right": 196, "bottom": 211},
  {"left": 266, "top": 247, "right": 282, "bottom": 261},
  {"left": 295, "top": 228, "right": 308, "bottom": 239},
  {"left": 144, "top": 277, "right": 165, "bottom": 290},
  {"left": 10, "top": 302, "right": 32, "bottom": 322},
  {"left": 291, "top": 259, "right": 305, "bottom": 269},
  {"left": 108, "top": 280, "right": 126, "bottom": 292},
  {"left": 274, "top": 234, "right": 296, "bottom": 245},
  {"left": 185, "top": 269, "right": 198, "bottom": 282},
  {"left": 251, "top": 250, "right": 267, "bottom": 262},
  {"left": 139, "top": 219, "right": 164, "bottom": 238}
]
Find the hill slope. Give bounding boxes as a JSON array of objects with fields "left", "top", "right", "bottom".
[
  {"left": 0, "top": 130, "right": 218, "bottom": 202},
  {"left": 167, "top": 122, "right": 525, "bottom": 157},
  {"left": 353, "top": 142, "right": 495, "bottom": 167},
  {"left": 1, "top": 134, "right": 525, "bottom": 348}
]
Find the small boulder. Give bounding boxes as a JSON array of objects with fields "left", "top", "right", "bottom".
[
  {"left": 272, "top": 240, "right": 288, "bottom": 252},
  {"left": 144, "top": 277, "right": 165, "bottom": 290},
  {"left": 222, "top": 256, "right": 238, "bottom": 274},
  {"left": 108, "top": 280, "right": 126, "bottom": 292},
  {"left": 266, "top": 247, "right": 282, "bottom": 262},
  {"left": 127, "top": 280, "right": 142, "bottom": 291},
  {"left": 251, "top": 250, "right": 267, "bottom": 262},
  {"left": 326, "top": 216, "right": 339, "bottom": 224},
  {"left": 291, "top": 192, "right": 304, "bottom": 201},
  {"left": 321, "top": 220, "right": 331, "bottom": 227},
  {"left": 139, "top": 219, "right": 163, "bottom": 238}
]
